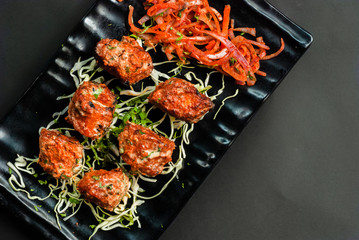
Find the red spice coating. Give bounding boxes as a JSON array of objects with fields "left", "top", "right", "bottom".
[
  {"left": 118, "top": 122, "right": 175, "bottom": 177},
  {"left": 95, "top": 37, "right": 153, "bottom": 85},
  {"left": 77, "top": 168, "right": 130, "bottom": 212},
  {"left": 67, "top": 81, "right": 116, "bottom": 139},
  {"left": 148, "top": 78, "right": 214, "bottom": 123},
  {"left": 38, "top": 128, "right": 83, "bottom": 179}
]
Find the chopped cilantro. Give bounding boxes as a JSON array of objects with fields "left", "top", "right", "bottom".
[
  {"left": 247, "top": 71, "right": 254, "bottom": 80},
  {"left": 99, "top": 182, "right": 113, "bottom": 189},
  {"left": 230, "top": 57, "right": 237, "bottom": 65},
  {"left": 139, "top": 111, "right": 147, "bottom": 120},
  {"left": 34, "top": 205, "right": 42, "bottom": 212},
  {"left": 38, "top": 179, "right": 47, "bottom": 185},
  {"left": 178, "top": 8, "right": 185, "bottom": 17},
  {"left": 115, "top": 86, "right": 123, "bottom": 92},
  {"left": 106, "top": 45, "right": 116, "bottom": 50},
  {"left": 61, "top": 174, "right": 70, "bottom": 180},
  {"left": 176, "top": 32, "right": 183, "bottom": 42},
  {"left": 125, "top": 66, "right": 131, "bottom": 73},
  {"left": 93, "top": 87, "right": 104, "bottom": 99}
]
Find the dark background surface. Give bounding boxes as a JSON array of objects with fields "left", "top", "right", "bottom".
[{"left": 1, "top": 0, "right": 359, "bottom": 240}]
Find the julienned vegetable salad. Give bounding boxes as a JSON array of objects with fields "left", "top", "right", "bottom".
[{"left": 129, "top": 0, "right": 284, "bottom": 86}]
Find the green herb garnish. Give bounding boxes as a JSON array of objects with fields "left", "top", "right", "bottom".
[
  {"left": 93, "top": 87, "right": 104, "bottom": 99},
  {"left": 176, "top": 32, "right": 183, "bottom": 42},
  {"left": 230, "top": 57, "right": 237, "bottom": 65},
  {"left": 38, "top": 179, "right": 47, "bottom": 185},
  {"left": 92, "top": 175, "right": 100, "bottom": 181}
]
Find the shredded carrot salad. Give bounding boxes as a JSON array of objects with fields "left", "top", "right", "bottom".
[{"left": 128, "top": 0, "right": 285, "bottom": 86}]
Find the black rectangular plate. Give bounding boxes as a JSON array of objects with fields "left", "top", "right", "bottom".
[{"left": 0, "top": 0, "right": 312, "bottom": 239}]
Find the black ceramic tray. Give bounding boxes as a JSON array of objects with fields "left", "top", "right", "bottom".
[{"left": 0, "top": 0, "right": 312, "bottom": 239}]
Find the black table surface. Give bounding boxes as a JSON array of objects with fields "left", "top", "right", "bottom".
[{"left": 1, "top": 0, "right": 359, "bottom": 240}]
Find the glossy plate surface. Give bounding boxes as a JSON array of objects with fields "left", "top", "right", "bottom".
[{"left": 0, "top": 0, "right": 312, "bottom": 239}]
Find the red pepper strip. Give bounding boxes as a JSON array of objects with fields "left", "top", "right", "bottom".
[
  {"left": 255, "top": 70, "right": 267, "bottom": 76},
  {"left": 261, "top": 38, "right": 285, "bottom": 60},
  {"left": 210, "top": 7, "right": 223, "bottom": 21},
  {"left": 183, "top": 42, "right": 211, "bottom": 63},
  {"left": 228, "top": 29, "right": 235, "bottom": 40},
  {"left": 128, "top": 6, "right": 143, "bottom": 33},
  {"left": 146, "top": 22, "right": 167, "bottom": 31},
  {"left": 228, "top": 19, "right": 236, "bottom": 39},
  {"left": 147, "top": 3, "right": 179, "bottom": 17},
  {"left": 205, "top": 40, "right": 221, "bottom": 54},
  {"left": 182, "top": 22, "right": 201, "bottom": 29},
  {"left": 256, "top": 37, "right": 267, "bottom": 58},
  {"left": 203, "top": 0, "right": 221, "bottom": 33},
  {"left": 173, "top": 11, "right": 188, "bottom": 28},
  {"left": 232, "top": 35, "right": 270, "bottom": 50},
  {"left": 205, "top": 40, "right": 216, "bottom": 50},
  {"left": 198, "top": 13, "right": 215, "bottom": 31},
  {"left": 233, "top": 27, "right": 256, "bottom": 36},
  {"left": 245, "top": 39, "right": 270, "bottom": 50},
  {"left": 222, "top": 5, "right": 231, "bottom": 37},
  {"left": 198, "top": 29, "right": 256, "bottom": 82},
  {"left": 171, "top": 42, "right": 185, "bottom": 62},
  {"left": 238, "top": 45, "right": 249, "bottom": 61}
]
